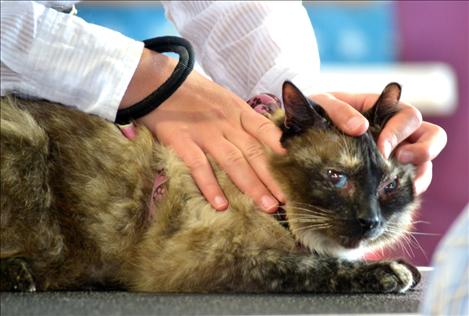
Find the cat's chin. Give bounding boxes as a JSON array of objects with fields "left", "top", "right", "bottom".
[
  {"left": 339, "top": 236, "right": 362, "bottom": 249},
  {"left": 298, "top": 231, "right": 367, "bottom": 260}
]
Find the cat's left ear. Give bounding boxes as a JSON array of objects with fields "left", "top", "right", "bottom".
[
  {"left": 365, "top": 82, "right": 402, "bottom": 134},
  {"left": 281, "top": 81, "right": 328, "bottom": 140}
]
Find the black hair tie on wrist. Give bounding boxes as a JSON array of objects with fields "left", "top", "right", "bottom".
[{"left": 115, "top": 36, "right": 195, "bottom": 125}]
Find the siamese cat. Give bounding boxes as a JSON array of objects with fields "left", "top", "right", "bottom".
[{"left": 0, "top": 82, "right": 420, "bottom": 293}]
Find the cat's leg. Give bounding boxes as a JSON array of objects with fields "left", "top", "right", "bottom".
[
  {"left": 237, "top": 252, "right": 420, "bottom": 294},
  {"left": 0, "top": 258, "right": 36, "bottom": 292},
  {"left": 131, "top": 243, "right": 419, "bottom": 294}
]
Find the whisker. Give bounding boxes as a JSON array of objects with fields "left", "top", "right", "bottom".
[
  {"left": 406, "top": 232, "right": 440, "bottom": 236},
  {"left": 383, "top": 228, "right": 429, "bottom": 261},
  {"left": 285, "top": 215, "right": 330, "bottom": 221},
  {"left": 394, "top": 235, "right": 413, "bottom": 258},
  {"left": 277, "top": 210, "right": 329, "bottom": 217},
  {"left": 286, "top": 212, "right": 330, "bottom": 218},
  {"left": 397, "top": 240, "right": 408, "bottom": 258},
  {"left": 407, "top": 234, "right": 429, "bottom": 261},
  {"left": 385, "top": 224, "right": 439, "bottom": 238},
  {"left": 411, "top": 220, "right": 431, "bottom": 225},
  {"left": 292, "top": 224, "right": 332, "bottom": 231},
  {"left": 287, "top": 208, "right": 332, "bottom": 217},
  {"left": 288, "top": 202, "right": 335, "bottom": 214},
  {"left": 292, "top": 224, "right": 332, "bottom": 234},
  {"left": 287, "top": 209, "right": 337, "bottom": 220},
  {"left": 293, "top": 222, "right": 332, "bottom": 228},
  {"left": 402, "top": 235, "right": 416, "bottom": 258},
  {"left": 276, "top": 219, "right": 329, "bottom": 224}
]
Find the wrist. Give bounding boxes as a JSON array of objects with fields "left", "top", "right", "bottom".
[
  {"left": 116, "top": 36, "right": 195, "bottom": 125},
  {"left": 119, "top": 48, "right": 177, "bottom": 110}
]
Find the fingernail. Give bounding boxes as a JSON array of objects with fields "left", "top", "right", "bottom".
[
  {"left": 214, "top": 196, "right": 228, "bottom": 211},
  {"left": 261, "top": 195, "right": 278, "bottom": 212},
  {"left": 346, "top": 116, "right": 365, "bottom": 133},
  {"left": 398, "top": 150, "right": 414, "bottom": 164}
]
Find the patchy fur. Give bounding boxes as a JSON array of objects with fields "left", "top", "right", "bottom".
[{"left": 0, "top": 82, "right": 420, "bottom": 293}]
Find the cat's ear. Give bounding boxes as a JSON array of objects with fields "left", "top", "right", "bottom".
[
  {"left": 281, "top": 81, "right": 327, "bottom": 137},
  {"left": 365, "top": 82, "right": 402, "bottom": 134}
]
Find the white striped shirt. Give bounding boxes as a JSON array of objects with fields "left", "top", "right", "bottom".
[{"left": 1, "top": 1, "right": 320, "bottom": 121}]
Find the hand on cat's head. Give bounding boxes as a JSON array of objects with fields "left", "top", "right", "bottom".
[{"left": 305, "top": 85, "right": 446, "bottom": 195}]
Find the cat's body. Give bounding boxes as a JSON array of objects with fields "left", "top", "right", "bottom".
[{"left": 0, "top": 82, "right": 420, "bottom": 293}]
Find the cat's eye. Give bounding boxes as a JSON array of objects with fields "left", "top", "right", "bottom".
[
  {"left": 327, "top": 170, "right": 348, "bottom": 189},
  {"left": 383, "top": 177, "right": 399, "bottom": 194}
]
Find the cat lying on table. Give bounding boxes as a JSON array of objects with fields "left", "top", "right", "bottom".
[{"left": 0, "top": 81, "right": 420, "bottom": 293}]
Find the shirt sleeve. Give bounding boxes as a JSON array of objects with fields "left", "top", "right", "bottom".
[
  {"left": 1, "top": 1, "right": 144, "bottom": 121},
  {"left": 161, "top": 1, "right": 320, "bottom": 100}
]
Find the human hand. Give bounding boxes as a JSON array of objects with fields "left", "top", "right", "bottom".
[
  {"left": 309, "top": 91, "right": 447, "bottom": 195},
  {"left": 122, "top": 49, "right": 286, "bottom": 212}
]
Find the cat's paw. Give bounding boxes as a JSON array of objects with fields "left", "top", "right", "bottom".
[
  {"left": 0, "top": 258, "right": 36, "bottom": 292},
  {"left": 367, "top": 260, "right": 420, "bottom": 293}
]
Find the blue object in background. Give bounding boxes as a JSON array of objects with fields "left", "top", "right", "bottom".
[
  {"left": 306, "top": 2, "right": 397, "bottom": 64},
  {"left": 76, "top": 2, "right": 397, "bottom": 65}
]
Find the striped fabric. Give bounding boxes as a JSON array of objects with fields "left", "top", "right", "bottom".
[
  {"left": 162, "top": 1, "right": 320, "bottom": 100},
  {"left": 421, "top": 205, "right": 469, "bottom": 315},
  {"left": 1, "top": 1, "right": 320, "bottom": 121},
  {"left": 1, "top": 1, "right": 143, "bottom": 121}
]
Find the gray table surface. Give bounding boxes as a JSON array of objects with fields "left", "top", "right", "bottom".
[{"left": 0, "top": 272, "right": 426, "bottom": 316}]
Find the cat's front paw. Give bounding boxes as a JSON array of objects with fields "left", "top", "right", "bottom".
[
  {"left": 0, "top": 258, "right": 36, "bottom": 292},
  {"left": 366, "top": 260, "right": 420, "bottom": 293}
]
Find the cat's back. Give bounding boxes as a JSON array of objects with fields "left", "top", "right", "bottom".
[{"left": 0, "top": 97, "right": 158, "bottom": 289}]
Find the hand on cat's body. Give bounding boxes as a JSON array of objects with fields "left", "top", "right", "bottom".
[
  {"left": 309, "top": 92, "right": 447, "bottom": 195},
  {"left": 121, "top": 49, "right": 286, "bottom": 212}
]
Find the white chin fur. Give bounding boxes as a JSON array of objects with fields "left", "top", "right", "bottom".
[{"left": 300, "top": 231, "right": 367, "bottom": 261}]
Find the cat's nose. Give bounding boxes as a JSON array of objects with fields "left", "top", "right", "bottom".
[{"left": 357, "top": 217, "right": 381, "bottom": 237}]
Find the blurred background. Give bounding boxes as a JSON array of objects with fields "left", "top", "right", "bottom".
[{"left": 76, "top": 1, "right": 468, "bottom": 266}]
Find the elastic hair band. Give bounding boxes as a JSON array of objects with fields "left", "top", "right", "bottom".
[{"left": 115, "top": 36, "right": 195, "bottom": 125}]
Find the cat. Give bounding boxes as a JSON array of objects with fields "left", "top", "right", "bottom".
[{"left": 0, "top": 81, "right": 420, "bottom": 293}]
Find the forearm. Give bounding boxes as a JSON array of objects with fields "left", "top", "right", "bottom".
[
  {"left": 119, "top": 49, "right": 177, "bottom": 110},
  {"left": 1, "top": 1, "right": 143, "bottom": 121}
]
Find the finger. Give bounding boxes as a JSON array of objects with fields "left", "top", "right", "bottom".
[
  {"left": 394, "top": 122, "right": 448, "bottom": 165},
  {"left": 329, "top": 91, "right": 379, "bottom": 112},
  {"left": 240, "top": 109, "right": 287, "bottom": 155},
  {"left": 226, "top": 130, "right": 286, "bottom": 203},
  {"left": 205, "top": 138, "right": 279, "bottom": 213},
  {"left": 377, "top": 103, "right": 423, "bottom": 159},
  {"left": 309, "top": 93, "right": 369, "bottom": 136},
  {"left": 413, "top": 161, "right": 433, "bottom": 196},
  {"left": 170, "top": 138, "right": 228, "bottom": 211}
]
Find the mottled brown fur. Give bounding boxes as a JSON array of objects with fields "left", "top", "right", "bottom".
[{"left": 0, "top": 82, "right": 420, "bottom": 293}]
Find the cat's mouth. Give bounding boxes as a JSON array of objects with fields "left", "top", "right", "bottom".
[
  {"left": 274, "top": 207, "right": 383, "bottom": 253},
  {"left": 338, "top": 226, "right": 385, "bottom": 249}
]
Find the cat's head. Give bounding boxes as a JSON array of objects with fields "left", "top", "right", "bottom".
[{"left": 270, "top": 81, "right": 420, "bottom": 259}]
